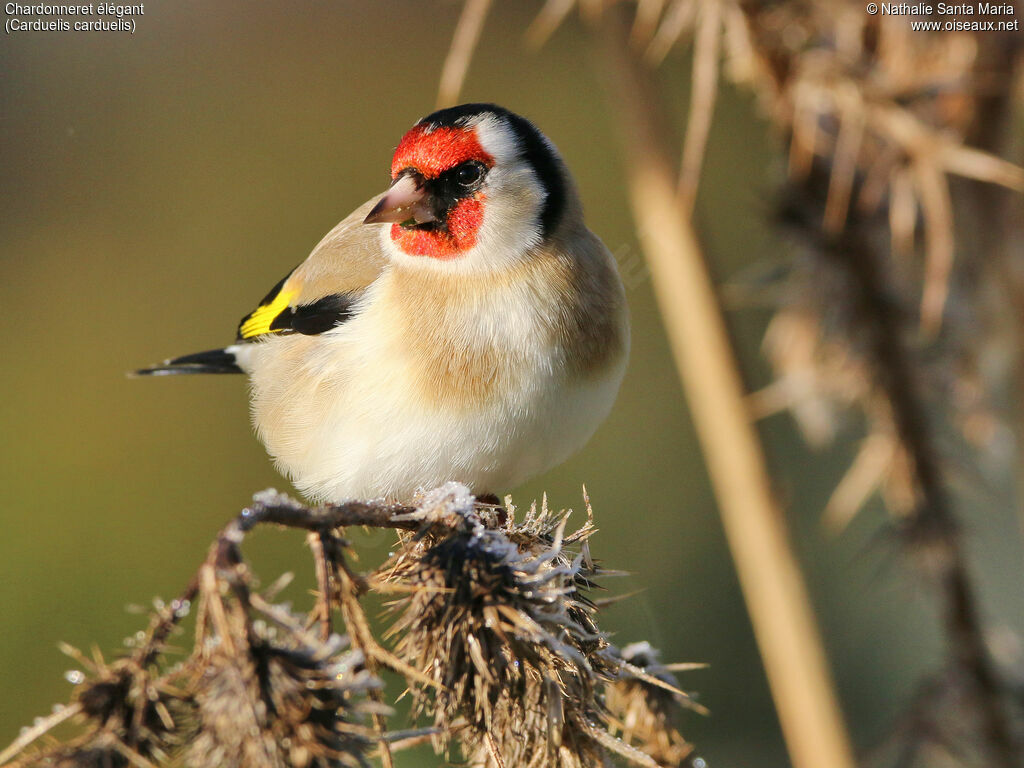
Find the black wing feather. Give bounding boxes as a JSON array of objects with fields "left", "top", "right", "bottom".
[
  {"left": 137, "top": 283, "right": 357, "bottom": 377},
  {"left": 266, "top": 293, "right": 356, "bottom": 336},
  {"left": 135, "top": 348, "right": 242, "bottom": 376}
]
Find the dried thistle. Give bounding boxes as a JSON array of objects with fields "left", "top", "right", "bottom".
[
  {"left": 690, "top": 0, "right": 1023, "bottom": 526},
  {"left": 188, "top": 635, "right": 375, "bottom": 768},
  {"left": 378, "top": 487, "right": 654, "bottom": 767},
  {"left": 14, "top": 651, "right": 194, "bottom": 768},
  {"left": 624, "top": 0, "right": 1022, "bottom": 525},
  {"left": 618, "top": 2, "right": 1024, "bottom": 763},
  {"left": 4, "top": 488, "right": 697, "bottom": 768},
  {"left": 605, "top": 642, "right": 705, "bottom": 768},
  {"left": 186, "top": 559, "right": 378, "bottom": 768}
]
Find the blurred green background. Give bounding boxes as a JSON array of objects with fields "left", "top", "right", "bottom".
[{"left": 4, "top": 2, "right": 1024, "bottom": 766}]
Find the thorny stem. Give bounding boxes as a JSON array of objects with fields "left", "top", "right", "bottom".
[
  {"left": 801, "top": 170, "right": 1020, "bottom": 768},
  {"left": 485, "top": 731, "right": 507, "bottom": 768},
  {"left": 308, "top": 531, "right": 335, "bottom": 642},
  {"left": 334, "top": 552, "right": 396, "bottom": 768},
  {"left": 960, "top": 33, "right": 1024, "bottom": 544}
]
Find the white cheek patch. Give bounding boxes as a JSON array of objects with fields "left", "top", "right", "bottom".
[{"left": 473, "top": 166, "right": 544, "bottom": 266}]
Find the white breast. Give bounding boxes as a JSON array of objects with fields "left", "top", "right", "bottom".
[{"left": 240, "top": 270, "right": 626, "bottom": 503}]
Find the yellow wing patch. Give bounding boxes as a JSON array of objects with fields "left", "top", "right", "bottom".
[{"left": 239, "top": 289, "right": 296, "bottom": 339}]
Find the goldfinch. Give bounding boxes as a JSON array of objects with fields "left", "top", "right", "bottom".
[{"left": 139, "top": 104, "right": 628, "bottom": 503}]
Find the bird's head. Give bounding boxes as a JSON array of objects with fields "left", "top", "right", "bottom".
[{"left": 364, "top": 104, "right": 571, "bottom": 271}]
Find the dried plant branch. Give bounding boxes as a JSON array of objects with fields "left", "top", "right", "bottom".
[
  {"left": 3, "top": 485, "right": 702, "bottom": 768},
  {"left": 437, "top": 0, "right": 492, "bottom": 108},
  {"left": 822, "top": 86, "right": 865, "bottom": 235},
  {"left": 630, "top": 0, "right": 666, "bottom": 48},
  {"left": 526, "top": 0, "right": 577, "bottom": 49},
  {"left": 239, "top": 489, "right": 417, "bottom": 532},
  {"left": 0, "top": 702, "right": 83, "bottom": 765},
  {"left": 823, "top": 432, "right": 895, "bottom": 533},
  {"left": 913, "top": 160, "right": 955, "bottom": 336},
  {"left": 677, "top": 0, "right": 721, "bottom": 214},
  {"left": 646, "top": 0, "right": 697, "bottom": 66},
  {"left": 308, "top": 530, "right": 334, "bottom": 642},
  {"left": 597, "top": 10, "right": 856, "bottom": 768}
]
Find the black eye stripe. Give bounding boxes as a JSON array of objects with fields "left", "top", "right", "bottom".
[
  {"left": 430, "top": 161, "right": 487, "bottom": 204},
  {"left": 401, "top": 161, "right": 489, "bottom": 232}
]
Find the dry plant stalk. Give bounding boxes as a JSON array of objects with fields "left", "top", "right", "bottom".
[
  {"left": 437, "top": 0, "right": 492, "bottom": 109},
  {"left": 1, "top": 485, "right": 701, "bottom": 768},
  {"left": 595, "top": 11, "right": 858, "bottom": 768}
]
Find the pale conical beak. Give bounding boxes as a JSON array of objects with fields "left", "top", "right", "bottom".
[{"left": 363, "top": 174, "right": 438, "bottom": 226}]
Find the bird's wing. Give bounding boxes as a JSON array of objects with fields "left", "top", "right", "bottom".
[
  {"left": 136, "top": 198, "right": 388, "bottom": 377},
  {"left": 237, "top": 198, "right": 387, "bottom": 340}
]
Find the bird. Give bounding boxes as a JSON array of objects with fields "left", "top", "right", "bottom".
[{"left": 138, "top": 103, "right": 629, "bottom": 504}]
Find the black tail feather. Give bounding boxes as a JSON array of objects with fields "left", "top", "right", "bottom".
[{"left": 134, "top": 348, "right": 242, "bottom": 376}]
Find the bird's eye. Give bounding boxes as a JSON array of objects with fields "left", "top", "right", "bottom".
[{"left": 456, "top": 162, "right": 485, "bottom": 187}]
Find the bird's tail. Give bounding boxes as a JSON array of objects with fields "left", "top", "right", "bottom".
[{"left": 134, "top": 347, "right": 243, "bottom": 376}]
